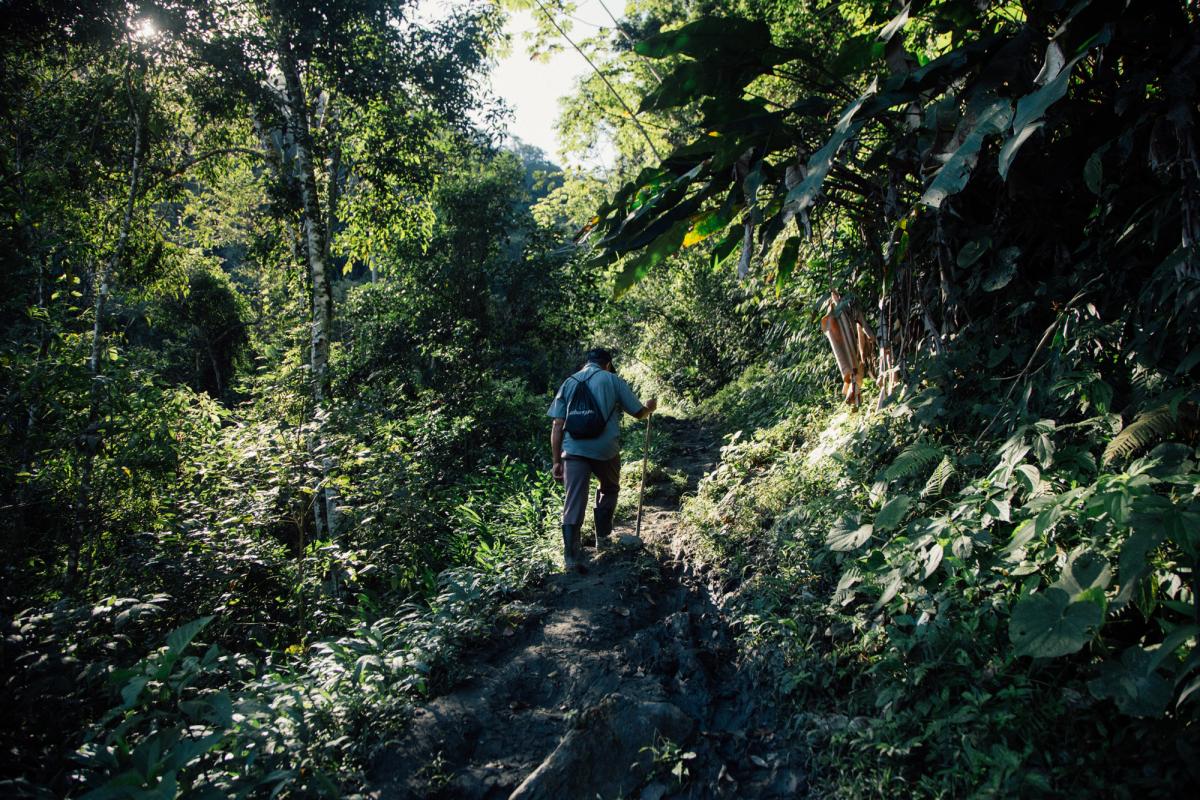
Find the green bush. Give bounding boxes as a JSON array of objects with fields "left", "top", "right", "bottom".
[
  {"left": 679, "top": 369, "right": 1200, "bottom": 796},
  {"left": 60, "top": 464, "right": 559, "bottom": 798}
]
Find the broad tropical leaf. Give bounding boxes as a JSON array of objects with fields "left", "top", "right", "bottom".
[
  {"left": 166, "top": 616, "right": 214, "bottom": 655},
  {"left": 1089, "top": 626, "right": 1197, "bottom": 717},
  {"left": 982, "top": 246, "right": 1020, "bottom": 291},
  {"left": 634, "top": 16, "right": 773, "bottom": 60},
  {"left": 613, "top": 220, "right": 689, "bottom": 297},
  {"left": 784, "top": 79, "right": 878, "bottom": 213},
  {"left": 1052, "top": 550, "right": 1111, "bottom": 598},
  {"left": 1010, "top": 588, "right": 1103, "bottom": 658},
  {"left": 1088, "top": 645, "right": 1175, "bottom": 718},
  {"left": 827, "top": 514, "right": 873, "bottom": 551},
  {"left": 921, "top": 98, "right": 1012, "bottom": 208},
  {"left": 874, "top": 494, "right": 913, "bottom": 532}
]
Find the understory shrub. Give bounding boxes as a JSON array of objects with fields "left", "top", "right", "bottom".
[
  {"left": 681, "top": 367, "right": 1200, "bottom": 797},
  {"left": 54, "top": 469, "right": 560, "bottom": 798}
]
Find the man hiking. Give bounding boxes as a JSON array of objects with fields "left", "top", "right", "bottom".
[{"left": 548, "top": 348, "right": 656, "bottom": 573}]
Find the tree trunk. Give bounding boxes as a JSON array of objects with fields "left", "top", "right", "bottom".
[
  {"left": 321, "top": 106, "right": 343, "bottom": 541},
  {"left": 274, "top": 21, "right": 334, "bottom": 541},
  {"left": 276, "top": 38, "right": 331, "bottom": 407},
  {"left": 206, "top": 340, "right": 225, "bottom": 397},
  {"left": 18, "top": 224, "right": 50, "bottom": 471},
  {"left": 70, "top": 96, "right": 145, "bottom": 588}
]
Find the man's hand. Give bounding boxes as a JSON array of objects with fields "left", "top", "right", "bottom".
[
  {"left": 637, "top": 397, "right": 658, "bottom": 419},
  {"left": 552, "top": 461, "right": 564, "bottom": 482}
]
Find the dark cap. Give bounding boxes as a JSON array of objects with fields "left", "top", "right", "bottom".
[{"left": 585, "top": 347, "right": 614, "bottom": 365}]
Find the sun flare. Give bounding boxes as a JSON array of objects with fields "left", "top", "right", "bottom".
[{"left": 132, "top": 18, "right": 157, "bottom": 42}]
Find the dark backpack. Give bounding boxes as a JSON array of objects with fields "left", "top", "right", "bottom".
[{"left": 563, "top": 372, "right": 614, "bottom": 439}]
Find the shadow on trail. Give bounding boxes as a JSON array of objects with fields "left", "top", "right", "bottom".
[{"left": 368, "top": 418, "right": 803, "bottom": 799}]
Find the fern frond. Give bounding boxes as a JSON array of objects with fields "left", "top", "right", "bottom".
[
  {"left": 881, "top": 442, "right": 943, "bottom": 482},
  {"left": 1103, "top": 402, "right": 1200, "bottom": 465},
  {"left": 921, "top": 455, "right": 957, "bottom": 498},
  {"left": 1127, "top": 367, "right": 1166, "bottom": 408},
  {"left": 832, "top": 567, "right": 865, "bottom": 607}
]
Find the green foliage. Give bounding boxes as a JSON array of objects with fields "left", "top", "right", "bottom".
[
  {"left": 639, "top": 735, "right": 697, "bottom": 789},
  {"left": 1089, "top": 625, "right": 1199, "bottom": 719},
  {"left": 826, "top": 514, "right": 873, "bottom": 552},
  {"left": 144, "top": 265, "right": 251, "bottom": 400},
  {"left": 0, "top": 8, "right": 581, "bottom": 794},
  {"left": 879, "top": 441, "right": 943, "bottom": 483},
  {"left": 1009, "top": 585, "right": 1104, "bottom": 659},
  {"left": 677, "top": 375, "right": 1200, "bottom": 796},
  {"left": 1104, "top": 402, "right": 1200, "bottom": 466},
  {"left": 582, "top": 1, "right": 1200, "bottom": 448},
  {"left": 72, "top": 509, "right": 557, "bottom": 798},
  {"left": 569, "top": 2, "right": 1200, "bottom": 789},
  {"left": 921, "top": 454, "right": 956, "bottom": 498},
  {"left": 4, "top": 0, "right": 1200, "bottom": 798}
]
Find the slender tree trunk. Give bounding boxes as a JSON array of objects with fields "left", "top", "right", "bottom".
[
  {"left": 206, "top": 342, "right": 224, "bottom": 397},
  {"left": 323, "top": 101, "right": 341, "bottom": 271},
  {"left": 70, "top": 96, "right": 145, "bottom": 587},
  {"left": 277, "top": 42, "right": 331, "bottom": 407},
  {"left": 320, "top": 99, "right": 343, "bottom": 544},
  {"left": 18, "top": 226, "right": 49, "bottom": 470},
  {"left": 274, "top": 21, "right": 333, "bottom": 541}
]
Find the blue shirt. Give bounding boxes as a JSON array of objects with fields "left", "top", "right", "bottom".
[{"left": 547, "top": 363, "right": 644, "bottom": 460}]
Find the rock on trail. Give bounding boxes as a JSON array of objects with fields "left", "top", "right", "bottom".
[{"left": 366, "top": 419, "right": 803, "bottom": 799}]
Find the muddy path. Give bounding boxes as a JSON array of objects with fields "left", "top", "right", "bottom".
[{"left": 367, "top": 417, "right": 803, "bottom": 799}]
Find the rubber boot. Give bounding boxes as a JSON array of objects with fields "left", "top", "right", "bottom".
[
  {"left": 593, "top": 506, "right": 615, "bottom": 549},
  {"left": 562, "top": 524, "right": 587, "bottom": 574}
]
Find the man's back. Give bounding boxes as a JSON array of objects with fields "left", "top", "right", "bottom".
[
  {"left": 548, "top": 363, "right": 641, "bottom": 460},
  {"left": 547, "top": 349, "right": 655, "bottom": 573}
]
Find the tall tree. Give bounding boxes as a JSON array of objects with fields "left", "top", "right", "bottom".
[{"left": 186, "top": 0, "right": 497, "bottom": 536}]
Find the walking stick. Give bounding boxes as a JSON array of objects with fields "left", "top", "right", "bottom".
[{"left": 635, "top": 412, "right": 652, "bottom": 538}]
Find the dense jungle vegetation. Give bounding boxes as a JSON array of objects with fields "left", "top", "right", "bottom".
[{"left": 2, "top": 0, "right": 1198, "bottom": 797}]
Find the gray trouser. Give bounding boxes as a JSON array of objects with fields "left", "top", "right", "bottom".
[{"left": 562, "top": 455, "right": 620, "bottom": 525}]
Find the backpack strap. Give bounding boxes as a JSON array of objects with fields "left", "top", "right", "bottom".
[
  {"left": 565, "top": 370, "right": 619, "bottom": 422},
  {"left": 566, "top": 368, "right": 604, "bottom": 391}
]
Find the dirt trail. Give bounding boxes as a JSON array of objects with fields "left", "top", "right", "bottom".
[{"left": 368, "top": 418, "right": 803, "bottom": 799}]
